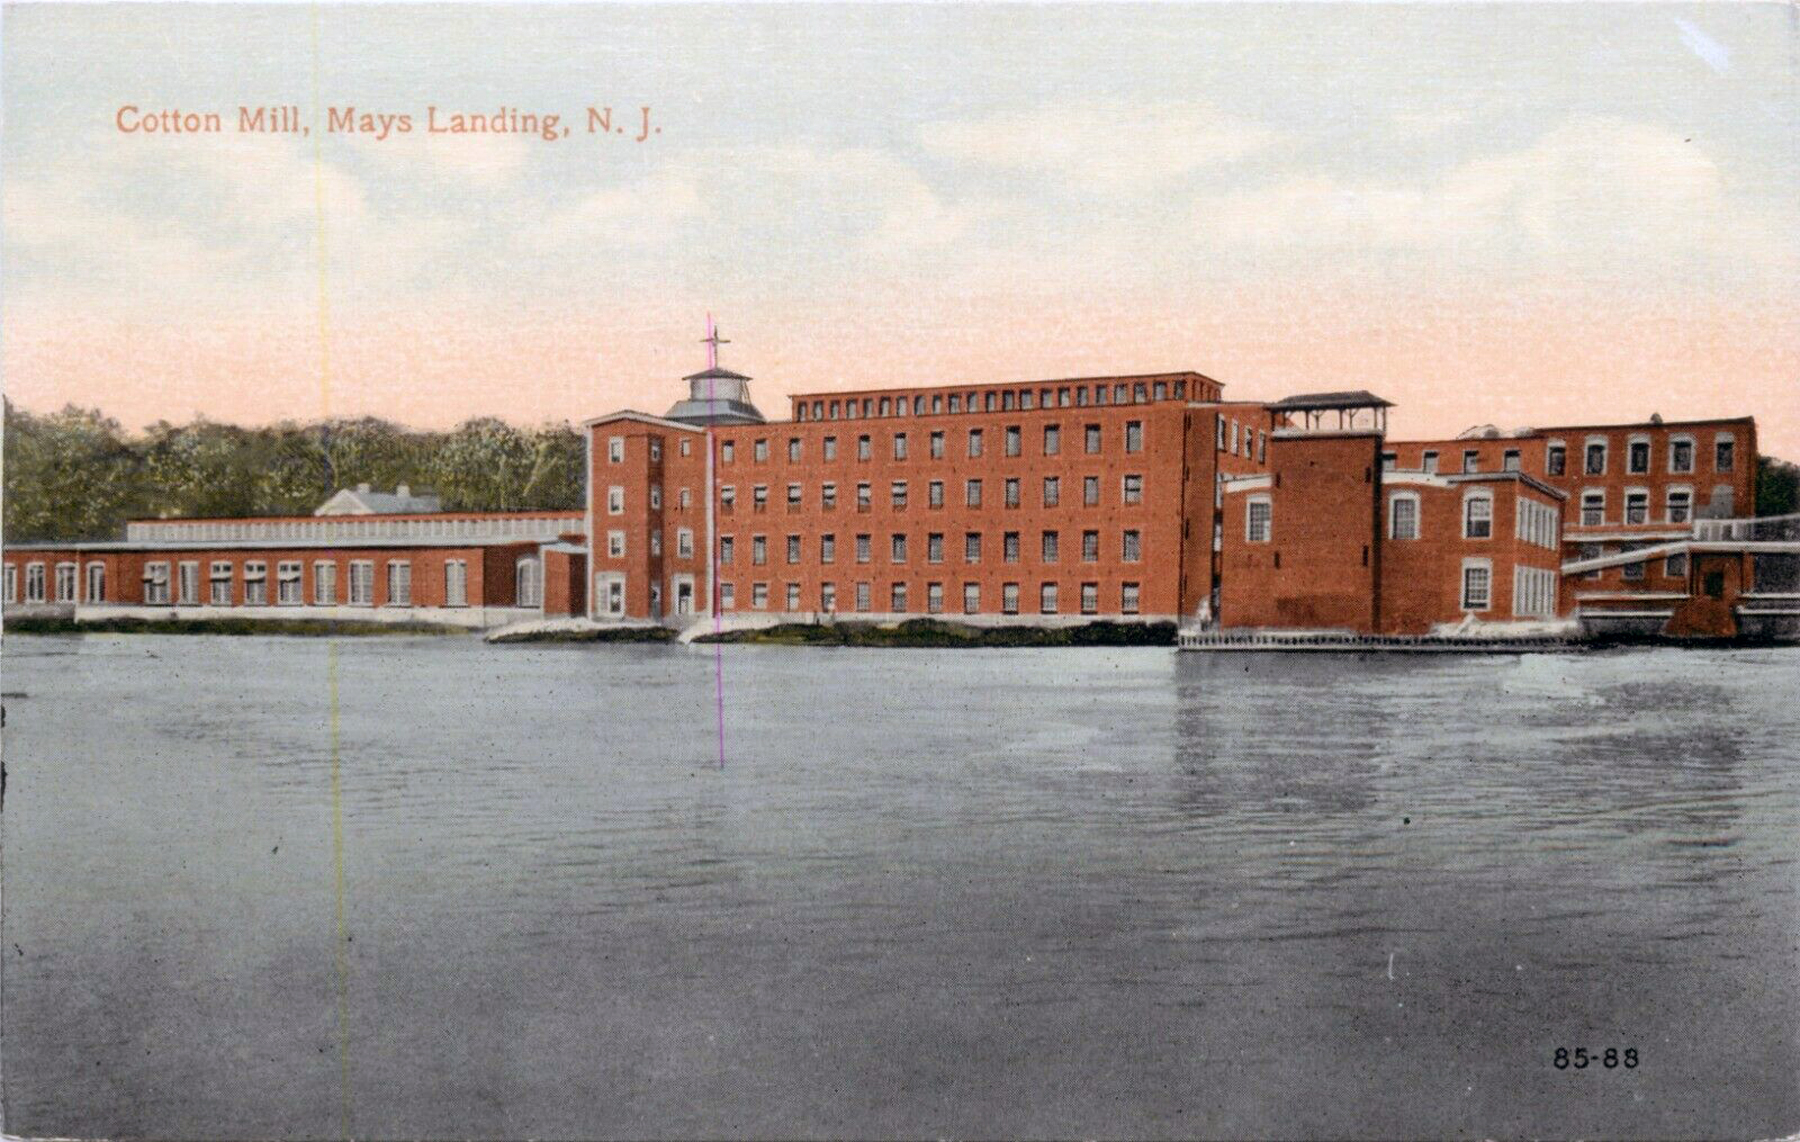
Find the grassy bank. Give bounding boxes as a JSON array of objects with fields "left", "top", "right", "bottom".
[
  {"left": 692, "top": 618, "right": 1178, "bottom": 648},
  {"left": 4, "top": 616, "right": 467, "bottom": 637},
  {"left": 490, "top": 626, "right": 679, "bottom": 644}
]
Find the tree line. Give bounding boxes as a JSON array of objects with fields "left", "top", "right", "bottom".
[{"left": 3, "top": 400, "right": 585, "bottom": 542}]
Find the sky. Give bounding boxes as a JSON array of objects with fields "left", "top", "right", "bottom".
[{"left": 4, "top": 3, "right": 1798, "bottom": 456}]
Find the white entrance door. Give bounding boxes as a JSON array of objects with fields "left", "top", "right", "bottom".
[
  {"left": 595, "top": 572, "right": 627, "bottom": 618},
  {"left": 673, "top": 575, "right": 695, "bottom": 616}
]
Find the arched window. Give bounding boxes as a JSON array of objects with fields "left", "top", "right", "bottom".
[{"left": 516, "top": 556, "right": 542, "bottom": 608}]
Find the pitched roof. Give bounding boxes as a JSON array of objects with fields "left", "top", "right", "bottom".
[{"left": 1268, "top": 389, "right": 1395, "bottom": 411}]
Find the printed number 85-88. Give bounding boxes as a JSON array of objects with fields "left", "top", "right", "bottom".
[{"left": 1555, "top": 1048, "right": 1637, "bottom": 1069}]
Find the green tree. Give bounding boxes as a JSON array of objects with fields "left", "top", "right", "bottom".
[{"left": 1758, "top": 455, "right": 1799, "bottom": 517}]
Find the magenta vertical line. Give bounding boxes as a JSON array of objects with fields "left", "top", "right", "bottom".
[{"left": 707, "top": 313, "right": 726, "bottom": 768}]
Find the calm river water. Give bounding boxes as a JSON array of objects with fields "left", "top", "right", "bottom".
[{"left": 3, "top": 634, "right": 1798, "bottom": 1139}]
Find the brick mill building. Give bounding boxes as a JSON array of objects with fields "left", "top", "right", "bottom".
[{"left": 6, "top": 331, "right": 1796, "bottom": 642}]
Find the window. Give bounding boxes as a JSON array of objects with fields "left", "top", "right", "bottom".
[
  {"left": 1002, "top": 583, "right": 1020, "bottom": 614},
  {"left": 142, "top": 562, "right": 171, "bottom": 604},
  {"left": 1715, "top": 435, "right": 1735, "bottom": 472},
  {"left": 1461, "top": 450, "right": 1479, "bottom": 474},
  {"left": 1125, "top": 421, "right": 1143, "bottom": 453},
  {"left": 968, "top": 429, "right": 984, "bottom": 458},
  {"left": 1122, "top": 474, "right": 1143, "bottom": 505},
  {"left": 1005, "top": 426, "right": 1022, "bottom": 457},
  {"left": 1043, "top": 425, "right": 1061, "bottom": 455},
  {"left": 821, "top": 534, "right": 837, "bottom": 563},
  {"left": 928, "top": 533, "right": 945, "bottom": 563},
  {"left": 607, "top": 486, "right": 625, "bottom": 514},
  {"left": 1625, "top": 491, "right": 1649, "bottom": 525},
  {"left": 1421, "top": 450, "right": 1438, "bottom": 474},
  {"left": 1084, "top": 476, "right": 1100, "bottom": 506},
  {"left": 857, "top": 435, "right": 872, "bottom": 461},
  {"left": 930, "top": 431, "right": 945, "bottom": 459},
  {"left": 24, "top": 563, "right": 45, "bottom": 603},
  {"left": 277, "top": 561, "right": 303, "bottom": 605},
  {"left": 608, "top": 436, "right": 625, "bottom": 463},
  {"left": 206, "top": 561, "right": 232, "bottom": 605},
  {"left": 721, "top": 582, "right": 736, "bottom": 610},
  {"left": 1629, "top": 438, "right": 1651, "bottom": 474},
  {"left": 649, "top": 485, "right": 663, "bottom": 510},
  {"left": 1670, "top": 436, "right": 1694, "bottom": 473},
  {"left": 679, "top": 488, "right": 691, "bottom": 510},
  {"left": 787, "top": 483, "right": 802, "bottom": 509},
  {"left": 651, "top": 531, "right": 662, "bottom": 557},
  {"left": 1665, "top": 552, "right": 1689, "bottom": 578},
  {"left": 821, "top": 582, "right": 837, "bottom": 612},
  {"left": 1085, "top": 424, "right": 1101, "bottom": 454},
  {"left": 822, "top": 483, "right": 838, "bottom": 510},
  {"left": 965, "top": 532, "right": 982, "bottom": 562},
  {"left": 855, "top": 582, "right": 871, "bottom": 612},
  {"left": 678, "top": 528, "right": 694, "bottom": 558},
  {"left": 385, "top": 560, "right": 411, "bottom": 606},
  {"left": 722, "top": 441, "right": 735, "bottom": 463},
  {"left": 1666, "top": 489, "right": 1691, "bottom": 525},
  {"left": 786, "top": 582, "right": 802, "bottom": 612},
  {"left": 1463, "top": 494, "right": 1493, "bottom": 539},
  {"left": 1042, "top": 477, "right": 1060, "bottom": 507},
  {"left": 752, "top": 485, "right": 769, "bottom": 511},
  {"left": 1246, "top": 497, "right": 1272, "bottom": 543},
  {"left": 1040, "top": 583, "right": 1059, "bottom": 614},
  {"left": 1376, "top": 494, "right": 1419, "bottom": 544},
  {"left": 1082, "top": 530, "right": 1100, "bottom": 562},
  {"left": 966, "top": 479, "right": 983, "bottom": 507},
  {"left": 1004, "top": 478, "right": 1021, "bottom": 508},
  {"left": 823, "top": 436, "right": 838, "bottom": 461},
  {"left": 1461, "top": 561, "right": 1491, "bottom": 610},
  {"left": 1122, "top": 530, "right": 1142, "bottom": 561},
  {"left": 1622, "top": 550, "right": 1645, "bottom": 581},
  {"left": 1042, "top": 531, "right": 1059, "bottom": 562},
  {"left": 963, "top": 583, "right": 980, "bottom": 614},
  {"left": 1121, "top": 582, "right": 1140, "bottom": 614},
  {"left": 445, "top": 560, "right": 468, "bottom": 607},
  {"left": 1080, "top": 582, "right": 1098, "bottom": 614},
  {"left": 1503, "top": 449, "right": 1521, "bottom": 473},
  {"left": 1581, "top": 490, "right": 1605, "bottom": 527},
  {"left": 513, "top": 558, "right": 542, "bottom": 607},
  {"left": 243, "top": 561, "right": 269, "bottom": 606},
  {"left": 608, "top": 530, "right": 626, "bottom": 557},
  {"left": 753, "top": 439, "right": 769, "bottom": 462},
  {"left": 893, "top": 433, "right": 908, "bottom": 460},
  {"left": 650, "top": 439, "right": 663, "bottom": 461},
  {"left": 856, "top": 534, "right": 872, "bottom": 563},
  {"left": 927, "top": 582, "right": 944, "bottom": 614},
  {"left": 890, "top": 583, "right": 907, "bottom": 613},
  {"left": 788, "top": 438, "right": 802, "bottom": 462},
  {"left": 54, "top": 562, "right": 77, "bottom": 603},
  {"left": 720, "top": 485, "right": 737, "bottom": 512},
  {"left": 681, "top": 439, "right": 692, "bottom": 457},
  {"left": 928, "top": 480, "right": 945, "bottom": 509},
  {"left": 1004, "top": 532, "right": 1020, "bottom": 563},
  {"left": 180, "top": 561, "right": 201, "bottom": 605},
  {"left": 856, "top": 483, "right": 872, "bottom": 511},
  {"left": 891, "top": 481, "right": 908, "bottom": 508},
  {"left": 720, "top": 536, "right": 736, "bottom": 565},
  {"left": 1585, "top": 439, "right": 1607, "bottom": 475},
  {"left": 1546, "top": 442, "right": 1566, "bottom": 476},
  {"left": 1381, "top": 452, "right": 1397, "bottom": 472},
  {"left": 787, "top": 535, "right": 802, "bottom": 564},
  {"left": 752, "top": 582, "right": 769, "bottom": 609},
  {"left": 752, "top": 536, "right": 767, "bottom": 565},
  {"left": 3, "top": 564, "right": 14, "bottom": 604}
]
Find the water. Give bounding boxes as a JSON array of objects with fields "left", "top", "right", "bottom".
[{"left": 4, "top": 634, "right": 1797, "bottom": 1139}]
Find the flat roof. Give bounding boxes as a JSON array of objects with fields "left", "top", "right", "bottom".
[{"left": 1268, "top": 390, "right": 1394, "bottom": 411}]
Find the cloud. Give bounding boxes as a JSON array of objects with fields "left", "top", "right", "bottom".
[{"left": 919, "top": 102, "right": 1282, "bottom": 186}]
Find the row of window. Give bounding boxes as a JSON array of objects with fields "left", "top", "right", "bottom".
[
  {"left": 718, "top": 579, "right": 1145, "bottom": 615},
  {"left": 0, "top": 557, "right": 545, "bottom": 610},
  {"left": 1218, "top": 417, "right": 1266, "bottom": 463},
  {"left": 1245, "top": 491, "right": 1515, "bottom": 544},
  {"left": 708, "top": 473, "right": 1147, "bottom": 516},
  {"left": 3, "top": 561, "right": 104, "bottom": 604},
  {"left": 709, "top": 421, "right": 1148, "bottom": 467},
  {"left": 791, "top": 381, "right": 1192, "bottom": 422},
  {"left": 718, "top": 529, "right": 1145, "bottom": 567},
  {"left": 1576, "top": 544, "right": 1689, "bottom": 582},
  {"left": 1513, "top": 566, "right": 1558, "bottom": 618},
  {"left": 1548, "top": 433, "right": 1735, "bottom": 478},
  {"left": 1577, "top": 486, "right": 1722, "bottom": 528}
]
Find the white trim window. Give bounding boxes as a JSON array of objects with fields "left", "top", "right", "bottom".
[
  {"left": 385, "top": 560, "right": 411, "bottom": 607},
  {"left": 1627, "top": 434, "right": 1651, "bottom": 475},
  {"left": 3, "top": 564, "right": 15, "bottom": 604},
  {"left": 1581, "top": 490, "right": 1605, "bottom": 527},
  {"left": 1460, "top": 559, "right": 1492, "bottom": 611},
  {"left": 1666, "top": 487, "right": 1692, "bottom": 525},
  {"left": 314, "top": 561, "right": 338, "bottom": 605},
  {"left": 608, "top": 436, "right": 625, "bottom": 463},
  {"left": 348, "top": 560, "right": 375, "bottom": 607},
  {"left": 210, "top": 561, "right": 234, "bottom": 605},
  {"left": 24, "top": 563, "right": 45, "bottom": 603},
  {"left": 607, "top": 486, "right": 625, "bottom": 515},
  {"left": 178, "top": 561, "right": 200, "bottom": 605},
  {"left": 1389, "top": 493, "right": 1419, "bottom": 540},
  {"left": 516, "top": 556, "right": 542, "bottom": 607},
  {"left": 1462, "top": 493, "right": 1493, "bottom": 539},
  {"left": 1512, "top": 566, "right": 1555, "bottom": 619},
  {"left": 1624, "top": 488, "right": 1650, "bottom": 526},
  {"left": 1545, "top": 439, "right": 1566, "bottom": 476},
  {"left": 445, "top": 559, "right": 468, "bottom": 607},
  {"left": 1246, "top": 496, "right": 1272, "bottom": 543},
  {"left": 1122, "top": 529, "right": 1142, "bottom": 562},
  {"left": 54, "top": 562, "right": 78, "bottom": 603},
  {"left": 243, "top": 561, "right": 269, "bottom": 606},
  {"left": 1583, "top": 437, "right": 1608, "bottom": 476},
  {"left": 677, "top": 528, "right": 694, "bottom": 558},
  {"left": 141, "top": 561, "right": 171, "bottom": 604},
  {"left": 1714, "top": 433, "right": 1735, "bottom": 472},
  {"left": 608, "top": 530, "right": 626, "bottom": 558},
  {"left": 1668, "top": 434, "right": 1695, "bottom": 474},
  {"left": 1122, "top": 474, "right": 1143, "bottom": 505},
  {"left": 1121, "top": 582, "right": 1141, "bottom": 615},
  {"left": 277, "top": 561, "right": 303, "bottom": 605}
]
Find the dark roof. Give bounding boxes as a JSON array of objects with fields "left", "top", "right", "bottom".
[
  {"left": 1269, "top": 390, "right": 1395, "bottom": 411},
  {"left": 682, "top": 366, "right": 752, "bottom": 383},
  {"left": 664, "top": 397, "right": 767, "bottom": 426}
]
